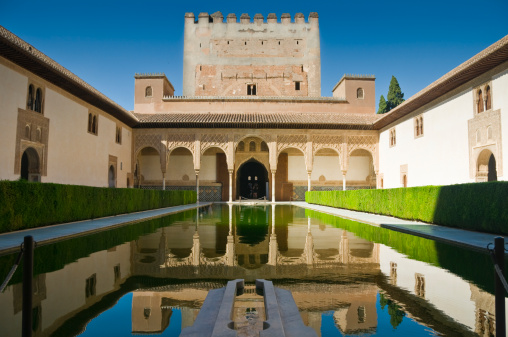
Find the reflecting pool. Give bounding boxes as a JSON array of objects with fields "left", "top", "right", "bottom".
[{"left": 0, "top": 204, "right": 505, "bottom": 336}]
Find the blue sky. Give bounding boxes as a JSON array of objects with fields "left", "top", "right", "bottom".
[{"left": 1, "top": 0, "right": 507, "bottom": 111}]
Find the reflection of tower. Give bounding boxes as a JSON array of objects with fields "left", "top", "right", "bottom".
[
  {"left": 131, "top": 292, "right": 172, "bottom": 334},
  {"left": 304, "top": 217, "right": 314, "bottom": 265}
]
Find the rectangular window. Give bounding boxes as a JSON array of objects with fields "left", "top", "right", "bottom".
[
  {"left": 389, "top": 128, "right": 396, "bottom": 147},
  {"left": 247, "top": 84, "right": 257, "bottom": 96},
  {"left": 414, "top": 115, "right": 424, "bottom": 138},
  {"left": 295, "top": 82, "right": 301, "bottom": 91},
  {"left": 415, "top": 273, "right": 425, "bottom": 298}
]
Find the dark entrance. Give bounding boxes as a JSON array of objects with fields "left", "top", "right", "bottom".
[
  {"left": 488, "top": 154, "right": 497, "bottom": 181},
  {"left": 20, "top": 147, "right": 40, "bottom": 181},
  {"left": 237, "top": 159, "right": 268, "bottom": 199}
]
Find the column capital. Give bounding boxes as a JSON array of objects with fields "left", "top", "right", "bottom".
[{"left": 341, "top": 170, "right": 347, "bottom": 176}]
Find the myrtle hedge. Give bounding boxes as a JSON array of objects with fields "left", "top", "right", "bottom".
[
  {"left": 305, "top": 181, "right": 508, "bottom": 234},
  {"left": 0, "top": 180, "right": 196, "bottom": 233}
]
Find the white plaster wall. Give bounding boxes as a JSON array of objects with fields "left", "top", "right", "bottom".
[
  {"left": 379, "top": 245, "right": 508, "bottom": 331},
  {"left": 0, "top": 63, "right": 28, "bottom": 181},
  {"left": 494, "top": 67, "right": 508, "bottom": 181},
  {"left": 346, "top": 156, "right": 371, "bottom": 181},
  {"left": 139, "top": 154, "right": 163, "bottom": 180},
  {"left": 379, "top": 89, "right": 472, "bottom": 188},
  {"left": 44, "top": 88, "right": 132, "bottom": 187},
  {"left": 311, "top": 155, "right": 341, "bottom": 181},
  {"left": 200, "top": 155, "right": 217, "bottom": 181},
  {"left": 168, "top": 155, "right": 194, "bottom": 180},
  {"left": 288, "top": 155, "right": 307, "bottom": 180}
]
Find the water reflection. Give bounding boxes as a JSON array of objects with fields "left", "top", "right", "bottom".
[{"left": 0, "top": 204, "right": 502, "bottom": 336}]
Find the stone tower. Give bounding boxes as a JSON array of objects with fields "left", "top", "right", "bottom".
[{"left": 182, "top": 12, "right": 321, "bottom": 97}]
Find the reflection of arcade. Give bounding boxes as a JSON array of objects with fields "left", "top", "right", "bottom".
[{"left": 131, "top": 204, "right": 380, "bottom": 281}]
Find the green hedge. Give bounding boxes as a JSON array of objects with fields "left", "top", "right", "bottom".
[
  {"left": 305, "top": 181, "right": 508, "bottom": 234},
  {"left": 0, "top": 180, "right": 196, "bottom": 233}
]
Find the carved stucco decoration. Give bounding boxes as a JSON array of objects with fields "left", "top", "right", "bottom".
[
  {"left": 345, "top": 135, "right": 378, "bottom": 172},
  {"left": 134, "top": 133, "right": 166, "bottom": 172},
  {"left": 277, "top": 134, "right": 307, "bottom": 155},
  {"left": 312, "top": 135, "right": 343, "bottom": 156},
  {"left": 200, "top": 133, "right": 229, "bottom": 155}
]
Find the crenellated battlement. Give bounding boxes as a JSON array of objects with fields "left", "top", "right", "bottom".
[{"left": 184, "top": 12, "right": 318, "bottom": 24}]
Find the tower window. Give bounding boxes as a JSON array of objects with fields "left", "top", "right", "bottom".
[
  {"left": 295, "top": 82, "right": 301, "bottom": 91},
  {"left": 145, "top": 86, "right": 152, "bottom": 97},
  {"left": 485, "top": 85, "right": 491, "bottom": 110},
  {"left": 115, "top": 126, "right": 122, "bottom": 144},
  {"left": 477, "top": 89, "right": 484, "bottom": 113},
  {"left": 357, "top": 88, "right": 364, "bottom": 99},
  {"left": 247, "top": 84, "right": 257, "bottom": 96}
]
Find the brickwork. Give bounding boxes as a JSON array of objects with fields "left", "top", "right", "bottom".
[
  {"left": 196, "top": 64, "right": 308, "bottom": 97},
  {"left": 183, "top": 12, "right": 320, "bottom": 97}
]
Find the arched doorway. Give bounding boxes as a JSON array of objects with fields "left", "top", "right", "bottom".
[
  {"left": 108, "top": 165, "right": 116, "bottom": 188},
  {"left": 477, "top": 149, "right": 497, "bottom": 182},
  {"left": 20, "top": 147, "right": 40, "bottom": 182},
  {"left": 488, "top": 154, "right": 497, "bottom": 182},
  {"left": 236, "top": 159, "right": 268, "bottom": 199}
]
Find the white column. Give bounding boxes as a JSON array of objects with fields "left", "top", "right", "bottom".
[
  {"left": 271, "top": 170, "right": 276, "bottom": 203},
  {"left": 342, "top": 170, "right": 347, "bottom": 191},
  {"left": 162, "top": 172, "right": 166, "bottom": 190},
  {"left": 228, "top": 170, "right": 233, "bottom": 203},
  {"left": 307, "top": 171, "right": 312, "bottom": 192},
  {"left": 195, "top": 170, "right": 200, "bottom": 203}
]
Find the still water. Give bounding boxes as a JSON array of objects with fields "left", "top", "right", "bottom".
[{"left": 0, "top": 204, "right": 503, "bottom": 336}]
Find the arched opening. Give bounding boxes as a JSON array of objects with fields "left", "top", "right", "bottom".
[
  {"left": 136, "top": 146, "right": 162, "bottom": 188},
  {"left": 108, "top": 165, "right": 116, "bottom": 188},
  {"left": 477, "top": 149, "right": 497, "bottom": 182},
  {"left": 357, "top": 87, "right": 364, "bottom": 99},
  {"left": 202, "top": 147, "right": 228, "bottom": 201},
  {"left": 488, "top": 154, "right": 497, "bottom": 182},
  {"left": 485, "top": 86, "right": 491, "bottom": 110},
  {"left": 35, "top": 88, "right": 42, "bottom": 113},
  {"left": 402, "top": 174, "right": 407, "bottom": 188},
  {"left": 312, "top": 148, "right": 341, "bottom": 191},
  {"left": 145, "top": 86, "right": 152, "bottom": 97},
  {"left": 277, "top": 147, "right": 305, "bottom": 200},
  {"left": 236, "top": 159, "right": 268, "bottom": 199},
  {"left": 27, "top": 84, "right": 34, "bottom": 110},
  {"left": 349, "top": 149, "right": 376, "bottom": 189},
  {"left": 20, "top": 147, "right": 40, "bottom": 181},
  {"left": 477, "top": 89, "right": 484, "bottom": 113}
]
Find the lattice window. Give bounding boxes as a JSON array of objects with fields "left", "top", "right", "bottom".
[
  {"left": 85, "top": 274, "right": 97, "bottom": 298},
  {"left": 145, "top": 86, "right": 152, "bottom": 97},
  {"left": 415, "top": 273, "right": 425, "bottom": 298},
  {"left": 357, "top": 88, "right": 364, "bottom": 99}
]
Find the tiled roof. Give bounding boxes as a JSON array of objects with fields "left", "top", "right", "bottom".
[
  {"left": 0, "top": 25, "right": 138, "bottom": 127},
  {"left": 375, "top": 34, "right": 508, "bottom": 129},
  {"left": 134, "top": 112, "right": 379, "bottom": 130}
]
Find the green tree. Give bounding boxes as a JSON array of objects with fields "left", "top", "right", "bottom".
[
  {"left": 380, "top": 293, "right": 406, "bottom": 329},
  {"left": 377, "top": 95, "right": 388, "bottom": 114},
  {"left": 386, "top": 75, "right": 405, "bottom": 111}
]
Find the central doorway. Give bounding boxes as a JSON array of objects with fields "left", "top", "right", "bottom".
[{"left": 236, "top": 159, "right": 268, "bottom": 199}]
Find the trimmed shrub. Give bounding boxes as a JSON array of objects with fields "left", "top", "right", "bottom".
[
  {"left": 305, "top": 181, "right": 508, "bottom": 234},
  {"left": 0, "top": 180, "right": 196, "bottom": 233}
]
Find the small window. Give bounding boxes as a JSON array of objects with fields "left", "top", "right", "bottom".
[
  {"left": 403, "top": 174, "right": 407, "bottom": 188},
  {"left": 249, "top": 141, "right": 256, "bottom": 152},
  {"left": 115, "top": 126, "right": 122, "bottom": 144},
  {"left": 415, "top": 273, "right": 425, "bottom": 298},
  {"left": 145, "top": 86, "right": 152, "bottom": 97},
  {"left": 25, "top": 124, "right": 31, "bottom": 140},
  {"left": 477, "top": 89, "right": 484, "bottom": 113},
  {"left": 85, "top": 274, "right": 97, "bottom": 298},
  {"left": 357, "top": 88, "right": 364, "bottom": 99},
  {"left": 88, "top": 113, "right": 98, "bottom": 135},
  {"left": 414, "top": 116, "right": 424, "bottom": 138},
  {"left": 295, "top": 82, "right": 301, "bottom": 91},
  {"left": 27, "top": 84, "right": 34, "bottom": 110},
  {"left": 114, "top": 264, "right": 121, "bottom": 282},
  {"left": 238, "top": 141, "right": 245, "bottom": 152},
  {"left": 36, "top": 128, "right": 42, "bottom": 142},
  {"left": 485, "top": 86, "right": 491, "bottom": 110},
  {"left": 389, "top": 128, "right": 396, "bottom": 147},
  {"left": 357, "top": 306, "right": 366, "bottom": 323},
  {"left": 247, "top": 84, "right": 257, "bottom": 96},
  {"left": 34, "top": 88, "right": 43, "bottom": 113}
]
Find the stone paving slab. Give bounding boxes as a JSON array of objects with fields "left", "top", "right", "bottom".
[
  {"left": 293, "top": 201, "right": 503, "bottom": 253},
  {"left": 0, "top": 203, "right": 210, "bottom": 255}
]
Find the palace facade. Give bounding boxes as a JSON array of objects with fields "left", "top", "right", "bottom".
[{"left": 0, "top": 12, "right": 507, "bottom": 201}]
